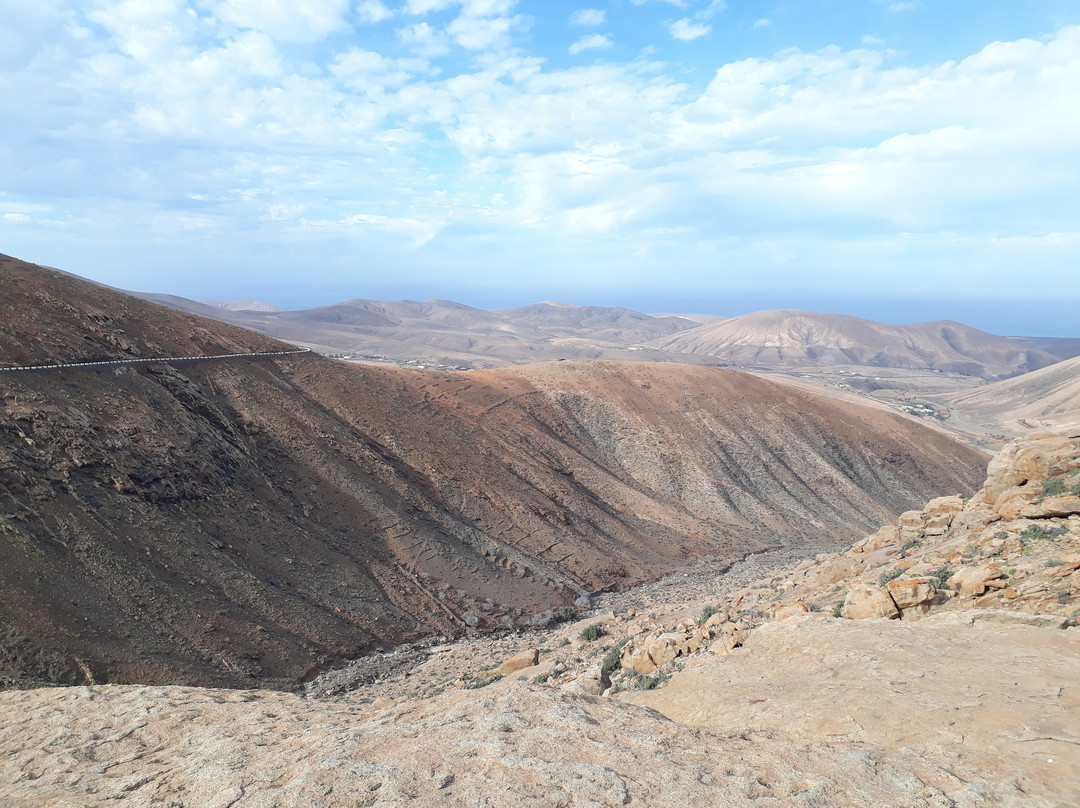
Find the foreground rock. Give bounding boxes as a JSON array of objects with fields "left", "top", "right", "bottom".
[{"left": 0, "top": 677, "right": 1045, "bottom": 807}]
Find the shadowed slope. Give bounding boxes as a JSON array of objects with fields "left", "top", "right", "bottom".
[{"left": 0, "top": 254, "right": 987, "bottom": 689}]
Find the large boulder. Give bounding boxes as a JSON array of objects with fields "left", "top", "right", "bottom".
[
  {"left": 841, "top": 584, "right": 900, "bottom": 620},
  {"left": 1020, "top": 496, "right": 1080, "bottom": 519},
  {"left": 923, "top": 495, "right": 965, "bottom": 516},
  {"left": 947, "top": 567, "right": 1006, "bottom": 596},
  {"left": 496, "top": 648, "right": 539, "bottom": 676},
  {"left": 886, "top": 578, "right": 936, "bottom": 610},
  {"left": 983, "top": 433, "right": 1080, "bottom": 502},
  {"left": 772, "top": 603, "right": 810, "bottom": 621}
]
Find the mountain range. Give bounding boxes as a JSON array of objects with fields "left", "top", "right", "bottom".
[
  {"left": 138, "top": 291, "right": 1079, "bottom": 380},
  {"left": 0, "top": 253, "right": 988, "bottom": 689}
]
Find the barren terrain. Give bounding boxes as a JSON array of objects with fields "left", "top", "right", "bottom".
[
  {"left": 3, "top": 431, "right": 1078, "bottom": 807},
  {"left": 0, "top": 254, "right": 989, "bottom": 690}
]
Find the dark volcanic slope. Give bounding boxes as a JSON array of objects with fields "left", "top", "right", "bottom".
[{"left": 0, "top": 255, "right": 988, "bottom": 690}]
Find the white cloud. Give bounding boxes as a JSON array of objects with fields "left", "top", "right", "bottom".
[
  {"left": 405, "top": 0, "right": 454, "bottom": 14},
  {"left": 888, "top": 1, "right": 919, "bottom": 11},
  {"left": 569, "top": 34, "right": 613, "bottom": 55},
  {"left": 752, "top": 18, "right": 770, "bottom": 29},
  {"left": 2, "top": 6, "right": 1078, "bottom": 320},
  {"left": 300, "top": 212, "right": 441, "bottom": 246},
  {"left": 668, "top": 18, "right": 710, "bottom": 40},
  {"left": 569, "top": 8, "right": 605, "bottom": 26},
  {"left": 397, "top": 21, "right": 451, "bottom": 56},
  {"left": 211, "top": 0, "right": 353, "bottom": 42},
  {"left": 696, "top": 0, "right": 727, "bottom": 19},
  {"left": 357, "top": 0, "right": 394, "bottom": 24},
  {"left": 447, "top": 13, "right": 523, "bottom": 51}
]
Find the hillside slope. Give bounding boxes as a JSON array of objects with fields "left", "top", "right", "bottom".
[
  {"left": 941, "top": 354, "right": 1080, "bottom": 434},
  {"left": 3, "top": 433, "right": 1078, "bottom": 808},
  {"left": 649, "top": 309, "right": 1058, "bottom": 378},
  {"left": 0, "top": 254, "right": 988, "bottom": 689}
]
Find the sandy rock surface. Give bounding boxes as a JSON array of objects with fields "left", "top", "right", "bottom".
[
  {"left": 621, "top": 612, "right": 1080, "bottom": 805},
  {"left": 0, "top": 677, "right": 1043, "bottom": 808}
]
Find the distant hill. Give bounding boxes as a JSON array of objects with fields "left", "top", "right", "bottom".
[
  {"left": 202, "top": 299, "right": 287, "bottom": 313},
  {"left": 134, "top": 293, "right": 1065, "bottom": 380},
  {"left": 941, "top": 354, "right": 1080, "bottom": 434},
  {"left": 134, "top": 293, "right": 704, "bottom": 368},
  {"left": 647, "top": 309, "right": 1060, "bottom": 379}
]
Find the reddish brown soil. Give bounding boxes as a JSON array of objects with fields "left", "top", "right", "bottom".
[{"left": 0, "top": 255, "right": 988, "bottom": 689}]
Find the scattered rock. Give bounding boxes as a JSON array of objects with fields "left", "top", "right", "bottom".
[{"left": 495, "top": 648, "right": 539, "bottom": 676}]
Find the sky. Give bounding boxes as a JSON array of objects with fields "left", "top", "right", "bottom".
[{"left": 1, "top": 1, "right": 1078, "bottom": 336}]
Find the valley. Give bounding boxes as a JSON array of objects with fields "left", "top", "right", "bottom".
[{"left": 2, "top": 252, "right": 1079, "bottom": 806}]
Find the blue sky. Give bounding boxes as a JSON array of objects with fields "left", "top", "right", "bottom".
[{"left": 1, "top": 1, "right": 1078, "bottom": 335}]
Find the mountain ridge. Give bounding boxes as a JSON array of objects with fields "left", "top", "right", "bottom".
[{"left": 0, "top": 253, "right": 988, "bottom": 689}]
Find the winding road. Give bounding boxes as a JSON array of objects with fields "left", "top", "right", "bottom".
[{"left": 0, "top": 347, "right": 312, "bottom": 373}]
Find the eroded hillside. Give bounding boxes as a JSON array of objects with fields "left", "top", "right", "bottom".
[
  {"left": 0, "top": 254, "right": 988, "bottom": 689},
  {"left": 2, "top": 433, "right": 1078, "bottom": 807}
]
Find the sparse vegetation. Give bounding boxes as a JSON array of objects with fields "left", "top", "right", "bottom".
[
  {"left": 634, "top": 670, "right": 671, "bottom": 690},
  {"left": 927, "top": 564, "right": 954, "bottom": 589},
  {"left": 601, "top": 638, "right": 631, "bottom": 680},
  {"left": 1021, "top": 524, "right": 1064, "bottom": 541},
  {"left": 558, "top": 637, "right": 570, "bottom": 647},
  {"left": 898, "top": 538, "right": 922, "bottom": 558},
  {"left": 553, "top": 606, "right": 577, "bottom": 623},
  {"left": 463, "top": 673, "right": 503, "bottom": 690},
  {"left": 579, "top": 623, "right": 606, "bottom": 642},
  {"left": 697, "top": 605, "right": 719, "bottom": 626},
  {"left": 831, "top": 601, "right": 844, "bottom": 618},
  {"left": 532, "top": 671, "right": 552, "bottom": 685},
  {"left": 1040, "top": 477, "right": 1067, "bottom": 498},
  {"left": 878, "top": 567, "right": 903, "bottom": 587}
]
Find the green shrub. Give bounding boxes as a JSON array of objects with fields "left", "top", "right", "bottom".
[
  {"left": 898, "top": 538, "right": 922, "bottom": 558},
  {"left": 831, "top": 601, "right": 844, "bottom": 618},
  {"left": 927, "top": 564, "right": 954, "bottom": 589},
  {"left": 579, "top": 623, "right": 606, "bottom": 642},
  {"left": 601, "top": 638, "right": 631, "bottom": 679},
  {"left": 1040, "top": 477, "right": 1067, "bottom": 497},
  {"left": 553, "top": 606, "right": 577, "bottom": 623},
  {"left": 463, "top": 673, "right": 503, "bottom": 690},
  {"left": 634, "top": 670, "right": 671, "bottom": 690},
  {"left": 697, "top": 605, "right": 719, "bottom": 626},
  {"left": 878, "top": 567, "right": 903, "bottom": 587},
  {"left": 532, "top": 671, "right": 552, "bottom": 684},
  {"left": 1020, "top": 524, "right": 1064, "bottom": 541}
]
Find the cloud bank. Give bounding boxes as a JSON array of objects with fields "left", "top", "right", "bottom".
[{"left": 0, "top": 2, "right": 1077, "bottom": 334}]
